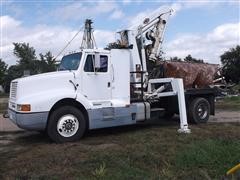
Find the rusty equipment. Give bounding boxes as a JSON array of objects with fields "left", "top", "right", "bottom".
[{"left": 149, "top": 61, "right": 219, "bottom": 89}]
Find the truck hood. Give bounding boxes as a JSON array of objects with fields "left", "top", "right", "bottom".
[{"left": 11, "top": 71, "right": 76, "bottom": 102}]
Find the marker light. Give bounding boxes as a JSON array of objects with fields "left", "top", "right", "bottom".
[{"left": 17, "top": 104, "right": 31, "bottom": 112}]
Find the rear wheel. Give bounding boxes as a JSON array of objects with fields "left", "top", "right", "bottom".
[
  {"left": 188, "top": 98, "right": 210, "bottom": 124},
  {"left": 47, "top": 106, "right": 86, "bottom": 143}
]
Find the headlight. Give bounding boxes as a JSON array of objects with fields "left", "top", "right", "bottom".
[{"left": 17, "top": 104, "right": 31, "bottom": 112}]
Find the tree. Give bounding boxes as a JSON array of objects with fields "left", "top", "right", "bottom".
[
  {"left": 39, "top": 51, "right": 57, "bottom": 72},
  {"left": 221, "top": 45, "right": 240, "bottom": 83},
  {"left": 184, "top": 54, "right": 204, "bottom": 63},
  {"left": 13, "top": 42, "right": 57, "bottom": 75},
  {"left": 0, "top": 59, "right": 7, "bottom": 85},
  {"left": 170, "top": 56, "right": 182, "bottom": 62},
  {"left": 3, "top": 65, "right": 22, "bottom": 93},
  {"left": 3, "top": 42, "right": 57, "bottom": 92},
  {"left": 13, "top": 42, "right": 38, "bottom": 74}
]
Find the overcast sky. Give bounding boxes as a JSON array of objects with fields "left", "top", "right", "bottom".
[{"left": 0, "top": 0, "right": 239, "bottom": 66}]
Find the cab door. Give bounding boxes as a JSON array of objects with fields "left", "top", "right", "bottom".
[{"left": 81, "top": 53, "right": 111, "bottom": 102}]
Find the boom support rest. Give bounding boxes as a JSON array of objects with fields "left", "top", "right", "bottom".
[{"left": 147, "top": 78, "right": 191, "bottom": 133}]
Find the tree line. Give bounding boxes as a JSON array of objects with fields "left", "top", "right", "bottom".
[
  {"left": 0, "top": 43, "right": 239, "bottom": 93},
  {"left": 169, "top": 54, "right": 204, "bottom": 63},
  {"left": 0, "top": 43, "right": 57, "bottom": 93}
]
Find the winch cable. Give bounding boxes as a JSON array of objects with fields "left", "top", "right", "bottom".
[{"left": 54, "top": 25, "right": 84, "bottom": 61}]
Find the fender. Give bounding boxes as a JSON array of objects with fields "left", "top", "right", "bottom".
[{"left": 17, "top": 89, "right": 76, "bottom": 113}]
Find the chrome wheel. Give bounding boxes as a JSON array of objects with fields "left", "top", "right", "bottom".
[
  {"left": 188, "top": 97, "right": 210, "bottom": 124},
  {"left": 197, "top": 104, "right": 208, "bottom": 120},
  {"left": 57, "top": 114, "right": 79, "bottom": 137}
]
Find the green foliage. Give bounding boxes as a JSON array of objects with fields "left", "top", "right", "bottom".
[
  {"left": 39, "top": 51, "right": 57, "bottom": 73},
  {"left": 169, "top": 54, "right": 204, "bottom": 63},
  {"left": 184, "top": 54, "right": 204, "bottom": 63},
  {"left": 0, "top": 59, "right": 7, "bottom": 85},
  {"left": 3, "top": 65, "right": 22, "bottom": 93},
  {"left": 224, "top": 96, "right": 240, "bottom": 103},
  {"left": 175, "top": 139, "right": 240, "bottom": 178},
  {"left": 221, "top": 45, "right": 240, "bottom": 83},
  {"left": 92, "top": 162, "right": 107, "bottom": 178},
  {"left": 170, "top": 56, "right": 182, "bottom": 62},
  {"left": 13, "top": 42, "right": 37, "bottom": 73},
  {"left": 13, "top": 42, "right": 57, "bottom": 74},
  {"left": 2, "top": 43, "right": 57, "bottom": 92},
  {"left": 216, "top": 96, "right": 240, "bottom": 110}
]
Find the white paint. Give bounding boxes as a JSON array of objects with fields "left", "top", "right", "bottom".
[
  {"left": 81, "top": 51, "right": 111, "bottom": 102},
  {"left": 111, "top": 49, "right": 130, "bottom": 106}
]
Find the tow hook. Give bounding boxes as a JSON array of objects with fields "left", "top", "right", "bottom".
[{"left": 3, "top": 111, "right": 9, "bottom": 118}]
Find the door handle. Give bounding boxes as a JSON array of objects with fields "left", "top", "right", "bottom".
[
  {"left": 108, "top": 82, "right": 111, "bottom": 87},
  {"left": 111, "top": 64, "right": 114, "bottom": 82}
]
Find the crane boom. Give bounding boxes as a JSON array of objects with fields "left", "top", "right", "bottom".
[{"left": 115, "top": 9, "right": 172, "bottom": 87}]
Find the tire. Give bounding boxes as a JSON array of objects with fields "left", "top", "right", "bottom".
[
  {"left": 47, "top": 106, "right": 86, "bottom": 143},
  {"left": 188, "top": 98, "right": 210, "bottom": 124}
]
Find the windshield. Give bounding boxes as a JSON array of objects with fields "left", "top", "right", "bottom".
[{"left": 59, "top": 52, "right": 82, "bottom": 71}]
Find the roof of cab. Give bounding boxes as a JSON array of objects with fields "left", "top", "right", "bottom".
[{"left": 81, "top": 49, "right": 110, "bottom": 54}]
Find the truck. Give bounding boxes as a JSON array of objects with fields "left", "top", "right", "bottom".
[{"left": 6, "top": 10, "right": 216, "bottom": 143}]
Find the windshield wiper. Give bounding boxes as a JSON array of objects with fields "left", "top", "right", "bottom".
[{"left": 58, "top": 66, "right": 72, "bottom": 72}]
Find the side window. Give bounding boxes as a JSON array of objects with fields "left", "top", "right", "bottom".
[
  {"left": 98, "top": 55, "right": 108, "bottom": 72},
  {"left": 84, "top": 54, "right": 108, "bottom": 73},
  {"left": 84, "top": 55, "right": 94, "bottom": 72}
]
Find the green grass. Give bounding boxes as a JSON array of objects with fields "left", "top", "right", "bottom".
[
  {"left": 0, "top": 123, "right": 240, "bottom": 179},
  {"left": 175, "top": 139, "right": 240, "bottom": 178},
  {"left": 232, "top": 84, "right": 240, "bottom": 93},
  {"left": 216, "top": 96, "right": 240, "bottom": 110}
]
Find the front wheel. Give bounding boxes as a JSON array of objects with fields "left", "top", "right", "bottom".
[
  {"left": 188, "top": 98, "right": 210, "bottom": 124},
  {"left": 47, "top": 106, "right": 86, "bottom": 143}
]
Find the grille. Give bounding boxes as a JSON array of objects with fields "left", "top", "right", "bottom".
[{"left": 10, "top": 81, "right": 18, "bottom": 99}]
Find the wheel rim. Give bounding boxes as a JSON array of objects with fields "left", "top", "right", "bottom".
[
  {"left": 57, "top": 114, "right": 79, "bottom": 137},
  {"left": 197, "top": 103, "right": 208, "bottom": 120}
]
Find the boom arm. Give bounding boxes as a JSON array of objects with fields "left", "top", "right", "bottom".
[
  {"left": 136, "top": 9, "right": 173, "bottom": 61},
  {"left": 116, "top": 9, "right": 172, "bottom": 87}
]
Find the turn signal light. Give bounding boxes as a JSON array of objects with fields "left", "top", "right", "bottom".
[{"left": 17, "top": 104, "right": 31, "bottom": 112}]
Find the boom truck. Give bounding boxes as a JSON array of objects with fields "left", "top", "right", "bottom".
[{"left": 6, "top": 10, "right": 216, "bottom": 143}]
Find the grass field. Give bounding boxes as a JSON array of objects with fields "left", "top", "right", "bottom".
[
  {"left": 216, "top": 96, "right": 240, "bottom": 110},
  {"left": 0, "top": 123, "right": 239, "bottom": 179},
  {"left": 0, "top": 95, "right": 239, "bottom": 179}
]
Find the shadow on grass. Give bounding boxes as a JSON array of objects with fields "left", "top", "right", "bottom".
[
  {"left": 4, "top": 117, "right": 179, "bottom": 144},
  {"left": 86, "top": 117, "right": 179, "bottom": 137}
]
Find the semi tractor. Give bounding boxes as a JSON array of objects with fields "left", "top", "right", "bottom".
[{"left": 6, "top": 10, "right": 216, "bottom": 143}]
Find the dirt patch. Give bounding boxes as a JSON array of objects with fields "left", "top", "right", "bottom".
[
  {"left": 0, "top": 114, "right": 23, "bottom": 132},
  {"left": 209, "top": 110, "right": 240, "bottom": 123}
]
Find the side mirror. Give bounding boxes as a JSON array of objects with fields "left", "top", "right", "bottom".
[{"left": 94, "top": 53, "right": 101, "bottom": 72}]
